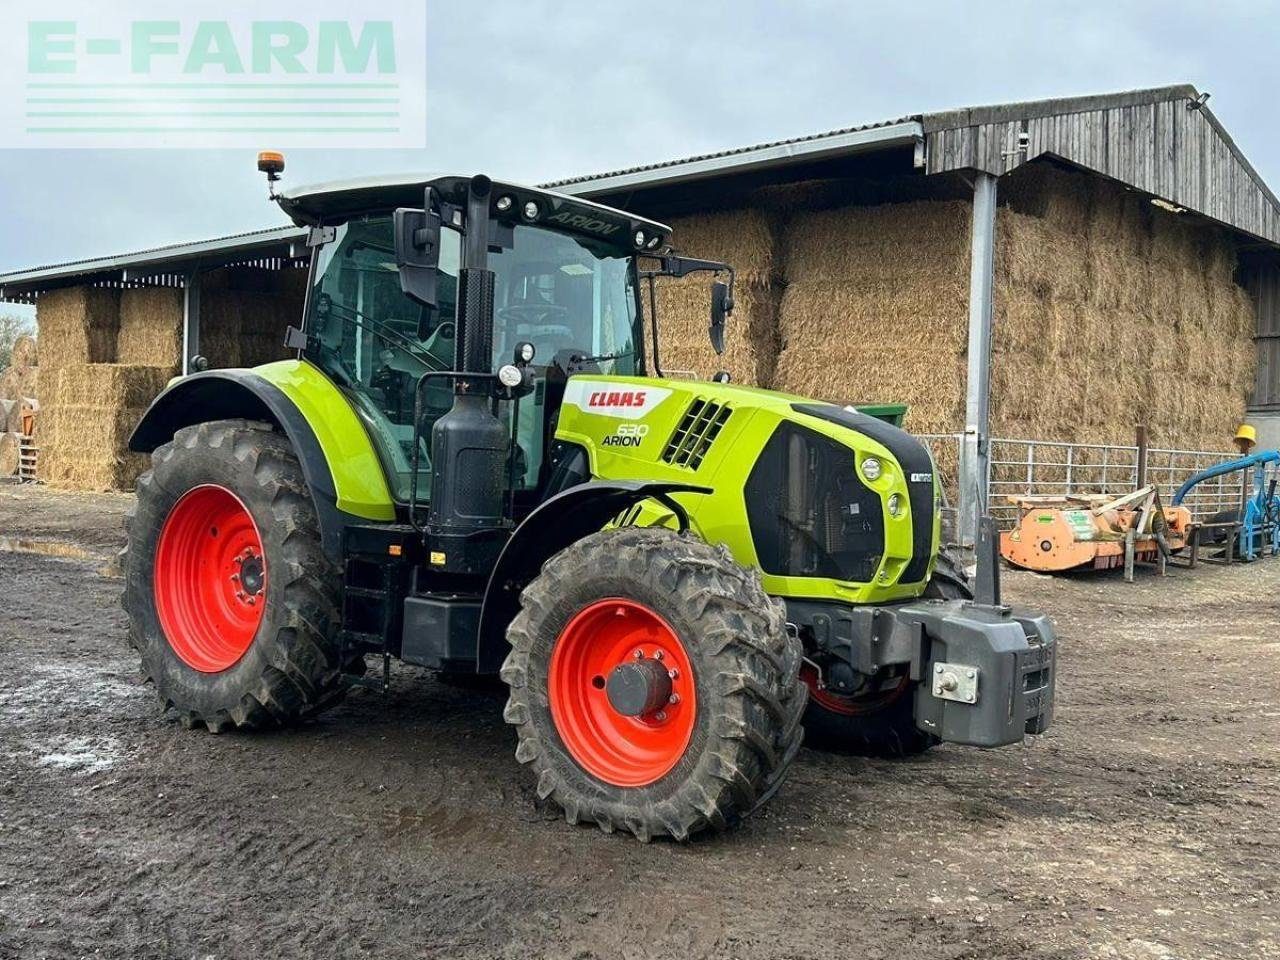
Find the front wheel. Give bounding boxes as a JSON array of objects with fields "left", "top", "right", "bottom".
[
  {"left": 122, "top": 420, "right": 347, "bottom": 731},
  {"left": 501, "top": 527, "right": 806, "bottom": 841}
]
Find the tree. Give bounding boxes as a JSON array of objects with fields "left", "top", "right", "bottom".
[{"left": 0, "top": 314, "right": 36, "bottom": 370}]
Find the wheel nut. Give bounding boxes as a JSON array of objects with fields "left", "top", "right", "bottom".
[
  {"left": 654, "top": 650, "right": 664, "bottom": 661},
  {"left": 230, "top": 572, "right": 240, "bottom": 581},
  {"left": 634, "top": 649, "right": 644, "bottom": 660},
  {"left": 654, "top": 710, "right": 667, "bottom": 722},
  {"left": 668, "top": 693, "right": 680, "bottom": 705},
  {"left": 668, "top": 669, "right": 679, "bottom": 680}
]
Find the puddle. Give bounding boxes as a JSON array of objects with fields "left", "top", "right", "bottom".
[
  {"left": 0, "top": 536, "right": 121, "bottom": 577},
  {"left": 36, "top": 735, "right": 126, "bottom": 774}
]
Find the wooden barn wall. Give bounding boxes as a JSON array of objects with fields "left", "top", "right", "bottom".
[
  {"left": 925, "top": 99, "right": 1280, "bottom": 246},
  {"left": 1243, "top": 256, "right": 1280, "bottom": 409}
]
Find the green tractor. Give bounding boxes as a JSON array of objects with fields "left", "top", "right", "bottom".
[{"left": 122, "top": 161, "right": 1056, "bottom": 841}]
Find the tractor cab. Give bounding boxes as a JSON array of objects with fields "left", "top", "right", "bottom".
[{"left": 277, "top": 174, "right": 730, "bottom": 513}]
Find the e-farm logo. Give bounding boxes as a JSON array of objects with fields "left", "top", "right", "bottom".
[{"left": 0, "top": 1, "right": 426, "bottom": 148}]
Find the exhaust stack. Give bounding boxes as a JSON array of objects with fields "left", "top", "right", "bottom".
[{"left": 426, "top": 176, "right": 511, "bottom": 570}]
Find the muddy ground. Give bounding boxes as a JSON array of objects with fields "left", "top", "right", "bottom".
[{"left": 0, "top": 484, "right": 1277, "bottom": 960}]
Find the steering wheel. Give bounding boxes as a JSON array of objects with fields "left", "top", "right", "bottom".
[{"left": 497, "top": 303, "right": 570, "bottom": 327}]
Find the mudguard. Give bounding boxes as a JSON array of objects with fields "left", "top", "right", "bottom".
[
  {"left": 475, "top": 480, "right": 710, "bottom": 673},
  {"left": 128, "top": 362, "right": 397, "bottom": 560}
]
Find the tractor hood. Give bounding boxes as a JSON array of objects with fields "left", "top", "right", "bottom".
[{"left": 278, "top": 173, "right": 672, "bottom": 254}]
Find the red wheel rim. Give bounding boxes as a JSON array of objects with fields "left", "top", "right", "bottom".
[
  {"left": 153, "top": 485, "right": 267, "bottom": 673},
  {"left": 800, "top": 663, "right": 909, "bottom": 717},
  {"left": 549, "top": 599, "right": 697, "bottom": 788}
]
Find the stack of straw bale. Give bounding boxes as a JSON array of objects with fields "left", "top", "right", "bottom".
[
  {"left": 773, "top": 199, "right": 972, "bottom": 444},
  {"left": 200, "top": 266, "right": 308, "bottom": 368},
  {"left": 645, "top": 209, "right": 780, "bottom": 386},
  {"left": 40, "top": 363, "right": 172, "bottom": 490}
]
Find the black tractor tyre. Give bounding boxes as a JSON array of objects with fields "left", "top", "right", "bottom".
[
  {"left": 801, "top": 546, "right": 973, "bottom": 757},
  {"left": 501, "top": 527, "right": 806, "bottom": 842},
  {"left": 122, "top": 419, "right": 347, "bottom": 732}
]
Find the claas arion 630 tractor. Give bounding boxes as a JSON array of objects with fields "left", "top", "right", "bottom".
[{"left": 122, "top": 158, "right": 1056, "bottom": 840}]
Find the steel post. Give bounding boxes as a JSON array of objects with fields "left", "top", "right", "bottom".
[
  {"left": 182, "top": 270, "right": 203, "bottom": 376},
  {"left": 958, "top": 173, "right": 998, "bottom": 547}
]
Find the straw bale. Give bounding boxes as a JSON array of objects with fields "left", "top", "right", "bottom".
[
  {"left": 647, "top": 275, "right": 778, "bottom": 385},
  {"left": 53, "top": 363, "right": 171, "bottom": 409},
  {"left": 36, "top": 286, "right": 119, "bottom": 374},
  {"left": 776, "top": 342, "right": 966, "bottom": 433},
  {"left": 783, "top": 201, "right": 971, "bottom": 284},
  {"left": 1150, "top": 210, "right": 1200, "bottom": 266},
  {"left": 0, "top": 432, "right": 19, "bottom": 476},
  {"left": 37, "top": 364, "right": 171, "bottom": 490},
  {"left": 996, "top": 210, "right": 1090, "bottom": 303},
  {"left": 665, "top": 208, "right": 778, "bottom": 287},
  {"left": 117, "top": 288, "right": 183, "bottom": 369},
  {"left": 10, "top": 335, "right": 37, "bottom": 369},
  {"left": 0, "top": 366, "right": 38, "bottom": 402},
  {"left": 1000, "top": 163, "right": 1093, "bottom": 235}
]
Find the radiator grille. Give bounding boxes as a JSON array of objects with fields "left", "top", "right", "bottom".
[{"left": 662, "top": 399, "right": 732, "bottom": 469}]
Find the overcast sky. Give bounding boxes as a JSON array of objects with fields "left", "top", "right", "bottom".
[{"left": 1, "top": 0, "right": 1278, "bottom": 294}]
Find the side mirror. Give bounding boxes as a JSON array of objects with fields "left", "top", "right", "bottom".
[
  {"left": 394, "top": 205, "right": 441, "bottom": 325},
  {"left": 709, "top": 280, "right": 733, "bottom": 356}
]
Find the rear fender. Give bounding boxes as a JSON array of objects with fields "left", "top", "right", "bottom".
[{"left": 475, "top": 480, "right": 710, "bottom": 673}]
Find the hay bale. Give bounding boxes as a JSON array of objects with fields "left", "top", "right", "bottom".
[
  {"left": 0, "top": 365, "right": 38, "bottom": 402},
  {"left": 645, "top": 208, "right": 782, "bottom": 385},
  {"left": 1000, "top": 163, "right": 1093, "bottom": 235},
  {"left": 783, "top": 201, "right": 971, "bottom": 284},
  {"left": 36, "top": 286, "right": 119, "bottom": 374},
  {"left": 774, "top": 199, "right": 971, "bottom": 425},
  {"left": 0, "top": 432, "right": 19, "bottom": 476},
  {"left": 117, "top": 288, "right": 183, "bottom": 369},
  {"left": 996, "top": 209, "right": 1091, "bottom": 303},
  {"left": 10, "top": 335, "right": 37, "bottom": 369},
  {"left": 38, "top": 364, "right": 171, "bottom": 491}
]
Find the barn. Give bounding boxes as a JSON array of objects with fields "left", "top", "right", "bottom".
[{"left": 2, "top": 85, "right": 1277, "bottom": 540}]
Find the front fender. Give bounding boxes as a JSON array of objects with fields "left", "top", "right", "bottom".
[
  {"left": 475, "top": 480, "right": 710, "bottom": 673},
  {"left": 128, "top": 360, "right": 397, "bottom": 560}
]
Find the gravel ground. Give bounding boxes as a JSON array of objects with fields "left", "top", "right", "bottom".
[{"left": 0, "top": 485, "right": 1277, "bottom": 960}]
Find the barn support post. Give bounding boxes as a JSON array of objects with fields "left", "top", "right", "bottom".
[
  {"left": 958, "top": 172, "right": 998, "bottom": 549},
  {"left": 182, "top": 269, "right": 204, "bottom": 376}
]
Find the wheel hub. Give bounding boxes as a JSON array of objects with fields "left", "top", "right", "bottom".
[
  {"left": 548, "top": 599, "right": 696, "bottom": 787},
  {"left": 236, "top": 551, "right": 265, "bottom": 600},
  {"left": 605, "top": 657, "right": 674, "bottom": 717}
]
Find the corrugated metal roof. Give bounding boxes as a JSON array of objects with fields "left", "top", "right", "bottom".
[
  {"left": 541, "top": 116, "right": 921, "bottom": 194},
  {"left": 0, "top": 225, "right": 307, "bottom": 300}
]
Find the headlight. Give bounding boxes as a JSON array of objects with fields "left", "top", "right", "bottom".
[
  {"left": 634, "top": 230, "right": 647, "bottom": 248},
  {"left": 495, "top": 195, "right": 514, "bottom": 213},
  {"left": 523, "top": 201, "right": 539, "bottom": 220},
  {"left": 497, "top": 364, "right": 523, "bottom": 388},
  {"left": 861, "top": 457, "right": 882, "bottom": 481},
  {"left": 887, "top": 493, "right": 903, "bottom": 517}
]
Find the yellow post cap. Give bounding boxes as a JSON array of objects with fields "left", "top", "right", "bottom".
[{"left": 1235, "top": 423, "right": 1257, "bottom": 445}]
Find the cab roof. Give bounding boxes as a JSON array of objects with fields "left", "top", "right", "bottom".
[{"left": 277, "top": 173, "right": 672, "bottom": 251}]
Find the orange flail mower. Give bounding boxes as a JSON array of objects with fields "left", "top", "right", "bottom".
[{"left": 1000, "top": 487, "right": 1193, "bottom": 573}]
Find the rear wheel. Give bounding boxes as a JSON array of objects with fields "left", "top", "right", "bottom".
[
  {"left": 122, "top": 420, "right": 346, "bottom": 731},
  {"left": 801, "top": 547, "right": 972, "bottom": 756},
  {"left": 501, "top": 527, "right": 805, "bottom": 841}
]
